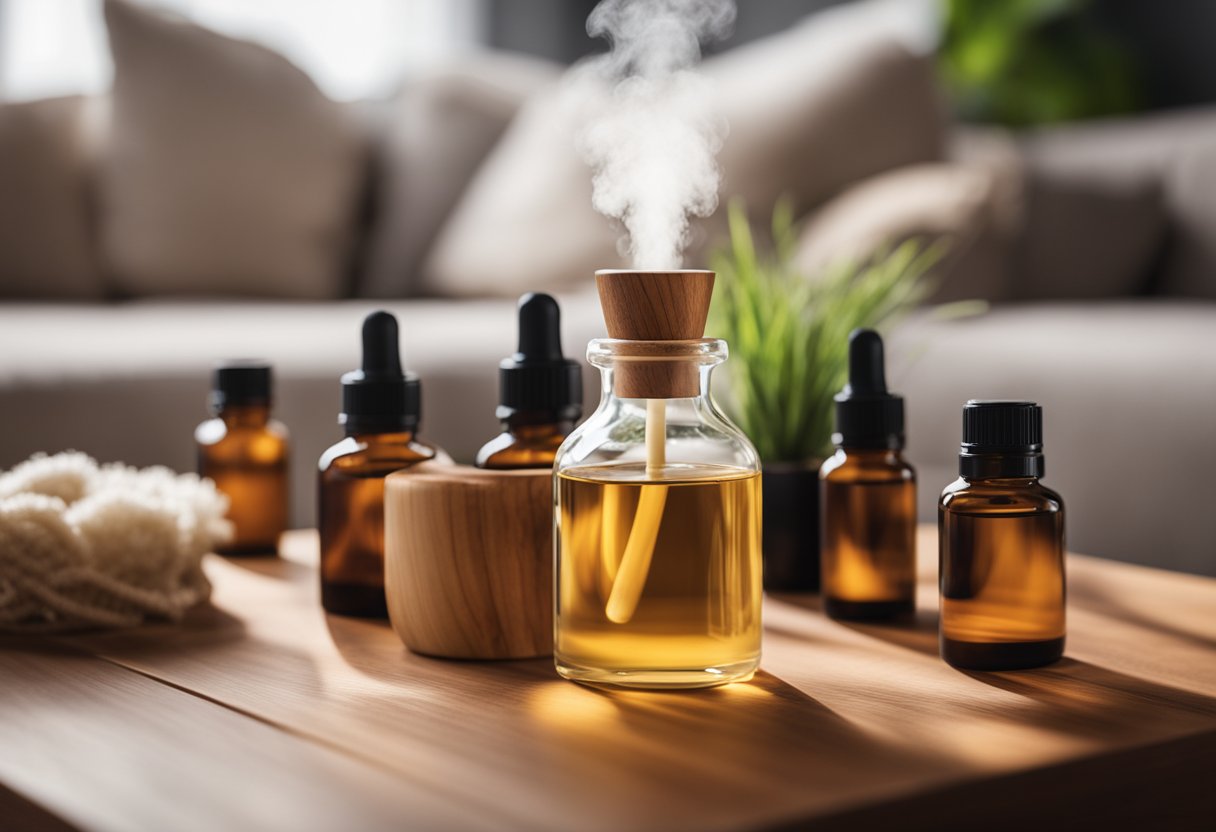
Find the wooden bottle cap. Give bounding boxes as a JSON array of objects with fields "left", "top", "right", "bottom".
[
  {"left": 384, "top": 462, "right": 552, "bottom": 660},
  {"left": 595, "top": 269, "right": 715, "bottom": 398}
]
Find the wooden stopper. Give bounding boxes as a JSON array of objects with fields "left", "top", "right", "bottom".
[
  {"left": 384, "top": 462, "right": 552, "bottom": 660},
  {"left": 595, "top": 269, "right": 715, "bottom": 399}
]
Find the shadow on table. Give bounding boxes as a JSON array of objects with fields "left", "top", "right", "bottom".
[
  {"left": 770, "top": 592, "right": 941, "bottom": 657},
  {"left": 961, "top": 658, "right": 1216, "bottom": 740},
  {"left": 768, "top": 595, "right": 1216, "bottom": 743},
  {"left": 1068, "top": 579, "right": 1216, "bottom": 652},
  {"left": 34, "top": 601, "right": 250, "bottom": 663}
]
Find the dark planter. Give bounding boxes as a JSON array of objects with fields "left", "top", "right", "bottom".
[{"left": 761, "top": 462, "right": 821, "bottom": 592}]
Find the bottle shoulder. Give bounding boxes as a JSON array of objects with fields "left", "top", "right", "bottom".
[
  {"left": 318, "top": 434, "right": 445, "bottom": 475},
  {"left": 555, "top": 395, "right": 759, "bottom": 474},
  {"left": 197, "top": 418, "right": 288, "bottom": 462},
  {"left": 476, "top": 431, "right": 563, "bottom": 470},
  {"left": 939, "top": 477, "right": 1064, "bottom": 515},
  {"left": 820, "top": 448, "right": 915, "bottom": 483}
]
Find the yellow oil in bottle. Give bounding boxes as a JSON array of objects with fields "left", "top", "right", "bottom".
[{"left": 555, "top": 461, "right": 762, "bottom": 689}]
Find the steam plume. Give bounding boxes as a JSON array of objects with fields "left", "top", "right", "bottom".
[{"left": 575, "top": 0, "right": 736, "bottom": 269}]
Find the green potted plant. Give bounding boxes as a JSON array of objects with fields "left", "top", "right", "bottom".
[{"left": 709, "top": 199, "right": 940, "bottom": 591}]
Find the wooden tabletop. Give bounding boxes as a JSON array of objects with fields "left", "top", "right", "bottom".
[{"left": 2, "top": 527, "right": 1214, "bottom": 832}]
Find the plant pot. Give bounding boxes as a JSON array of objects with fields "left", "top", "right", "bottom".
[{"left": 761, "top": 462, "right": 821, "bottom": 592}]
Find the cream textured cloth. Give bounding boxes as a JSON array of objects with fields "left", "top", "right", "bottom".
[{"left": 0, "top": 452, "right": 230, "bottom": 632}]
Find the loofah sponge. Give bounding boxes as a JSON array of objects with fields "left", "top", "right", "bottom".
[{"left": 0, "top": 452, "right": 232, "bottom": 632}]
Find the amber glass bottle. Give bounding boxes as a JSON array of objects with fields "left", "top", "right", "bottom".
[
  {"left": 476, "top": 293, "right": 582, "bottom": 470},
  {"left": 939, "top": 400, "right": 1065, "bottom": 670},
  {"left": 196, "top": 361, "right": 289, "bottom": 555},
  {"left": 820, "top": 330, "right": 916, "bottom": 620},
  {"left": 319, "top": 311, "right": 444, "bottom": 617}
]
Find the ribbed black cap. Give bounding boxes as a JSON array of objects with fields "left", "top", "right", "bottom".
[
  {"left": 210, "top": 360, "right": 271, "bottom": 412},
  {"left": 833, "top": 329, "right": 904, "bottom": 449},
  {"left": 498, "top": 293, "right": 582, "bottom": 421},
  {"left": 340, "top": 311, "right": 421, "bottom": 435},
  {"left": 959, "top": 400, "right": 1044, "bottom": 478}
]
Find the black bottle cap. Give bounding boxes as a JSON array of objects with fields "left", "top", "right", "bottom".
[
  {"left": 959, "top": 400, "right": 1045, "bottom": 478},
  {"left": 340, "top": 311, "right": 420, "bottom": 435},
  {"left": 210, "top": 360, "right": 271, "bottom": 413},
  {"left": 498, "top": 293, "right": 582, "bottom": 421},
  {"left": 833, "top": 329, "right": 904, "bottom": 449}
]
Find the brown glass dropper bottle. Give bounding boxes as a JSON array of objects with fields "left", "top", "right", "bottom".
[
  {"left": 196, "top": 360, "right": 289, "bottom": 555},
  {"left": 820, "top": 329, "right": 917, "bottom": 621},
  {"left": 939, "top": 400, "right": 1065, "bottom": 670},
  {"left": 318, "top": 311, "right": 444, "bottom": 617},
  {"left": 476, "top": 293, "right": 582, "bottom": 470}
]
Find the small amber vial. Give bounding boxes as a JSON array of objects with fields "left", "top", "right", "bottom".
[
  {"left": 820, "top": 330, "right": 916, "bottom": 620},
  {"left": 319, "top": 311, "right": 444, "bottom": 617},
  {"left": 476, "top": 293, "right": 582, "bottom": 470},
  {"left": 939, "top": 400, "right": 1065, "bottom": 670},
  {"left": 196, "top": 361, "right": 288, "bottom": 555}
]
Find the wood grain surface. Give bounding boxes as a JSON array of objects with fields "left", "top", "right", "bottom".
[
  {"left": 595, "top": 269, "right": 715, "bottom": 398},
  {"left": 385, "top": 464, "right": 552, "bottom": 659},
  {"left": 1, "top": 526, "right": 1213, "bottom": 832}
]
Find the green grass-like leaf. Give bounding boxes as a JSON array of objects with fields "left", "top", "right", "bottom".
[{"left": 709, "top": 198, "right": 943, "bottom": 463}]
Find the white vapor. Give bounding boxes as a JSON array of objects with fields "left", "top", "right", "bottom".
[{"left": 573, "top": 0, "right": 736, "bottom": 270}]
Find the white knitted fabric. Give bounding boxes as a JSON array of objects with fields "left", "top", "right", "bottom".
[{"left": 0, "top": 452, "right": 232, "bottom": 632}]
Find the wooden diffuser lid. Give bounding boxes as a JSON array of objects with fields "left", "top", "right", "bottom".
[{"left": 595, "top": 269, "right": 715, "bottom": 399}]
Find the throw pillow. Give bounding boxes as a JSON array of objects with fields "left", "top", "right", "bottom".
[
  {"left": 792, "top": 162, "right": 1021, "bottom": 304},
  {"left": 100, "top": 0, "right": 364, "bottom": 299},
  {"left": 358, "top": 52, "right": 561, "bottom": 299},
  {"left": 422, "top": 14, "right": 946, "bottom": 298},
  {"left": 1158, "top": 140, "right": 1216, "bottom": 299},
  {"left": 1012, "top": 168, "right": 1166, "bottom": 300},
  {"left": 0, "top": 96, "right": 105, "bottom": 299}
]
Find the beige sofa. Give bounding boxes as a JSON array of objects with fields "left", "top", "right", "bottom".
[{"left": 1, "top": 1, "right": 1213, "bottom": 576}]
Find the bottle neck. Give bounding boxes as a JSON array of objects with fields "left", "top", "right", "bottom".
[
  {"left": 836, "top": 446, "right": 905, "bottom": 464},
  {"left": 598, "top": 362, "right": 717, "bottom": 403},
  {"left": 500, "top": 411, "right": 576, "bottom": 437},
  {"left": 218, "top": 403, "right": 271, "bottom": 427},
  {"left": 959, "top": 451, "right": 1044, "bottom": 479},
  {"left": 348, "top": 430, "right": 416, "bottom": 445}
]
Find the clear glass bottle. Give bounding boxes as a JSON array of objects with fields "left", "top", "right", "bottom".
[
  {"left": 554, "top": 335, "right": 762, "bottom": 690},
  {"left": 196, "top": 361, "right": 289, "bottom": 555},
  {"left": 939, "top": 400, "right": 1065, "bottom": 670}
]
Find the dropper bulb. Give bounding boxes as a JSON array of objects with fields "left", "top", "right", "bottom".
[
  {"left": 516, "top": 293, "right": 563, "bottom": 363},
  {"left": 846, "top": 328, "right": 887, "bottom": 396},
  {"left": 361, "top": 310, "right": 403, "bottom": 379}
]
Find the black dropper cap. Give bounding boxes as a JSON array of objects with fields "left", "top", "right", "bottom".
[
  {"left": 959, "top": 400, "right": 1044, "bottom": 478},
  {"left": 833, "top": 329, "right": 904, "bottom": 449},
  {"left": 340, "top": 311, "right": 420, "bottom": 436},
  {"left": 210, "top": 360, "right": 271, "bottom": 413},
  {"left": 498, "top": 293, "right": 582, "bottom": 422}
]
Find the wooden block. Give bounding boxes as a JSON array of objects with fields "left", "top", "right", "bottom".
[{"left": 384, "top": 463, "right": 552, "bottom": 659}]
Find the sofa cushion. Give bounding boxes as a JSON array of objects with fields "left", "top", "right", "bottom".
[
  {"left": 1013, "top": 162, "right": 1166, "bottom": 301},
  {"left": 953, "top": 125, "right": 1169, "bottom": 301},
  {"left": 0, "top": 96, "right": 105, "bottom": 299},
  {"left": 358, "top": 53, "right": 560, "bottom": 299},
  {"left": 887, "top": 302, "right": 1216, "bottom": 577},
  {"left": 0, "top": 295, "right": 605, "bottom": 531},
  {"left": 100, "top": 0, "right": 364, "bottom": 299},
  {"left": 422, "top": 10, "right": 946, "bottom": 298},
  {"left": 1159, "top": 140, "right": 1216, "bottom": 299},
  {"left": 792, "top": 162, "right": 1021, "bottom": 303}
]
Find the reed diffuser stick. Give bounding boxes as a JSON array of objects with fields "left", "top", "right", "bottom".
[
  {"left": 594, "top": 270, "right": 714, "bottom": 626},
  {"left": 605, "top": 400, "right": 669, "bottom": 624}
]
